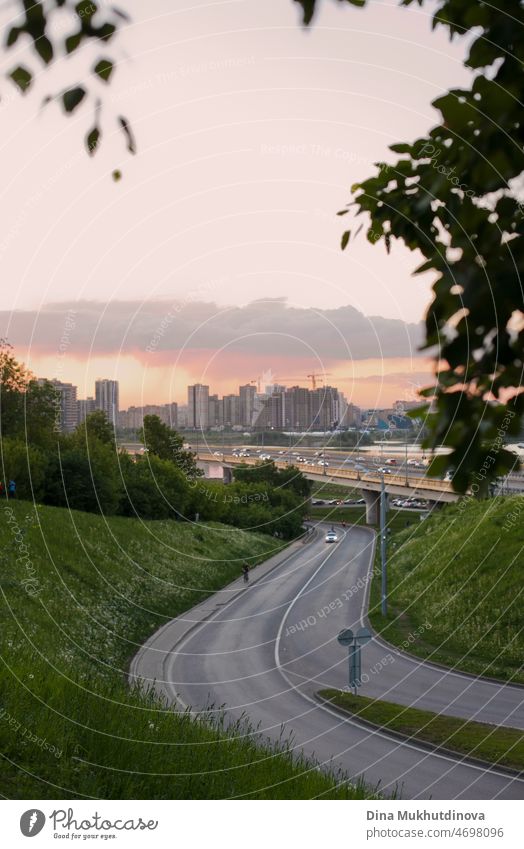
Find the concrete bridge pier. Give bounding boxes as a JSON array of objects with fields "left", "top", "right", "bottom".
[
  {"left": 223, "top": 466, "right": 233, "bottom": 484},
  {"left": 362, "top": 488, "right": 385, "bottom": 525}
]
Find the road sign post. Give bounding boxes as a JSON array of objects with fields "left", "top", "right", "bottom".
[{"left": 337, "top": 627, "right": 372, "bottom": 696}]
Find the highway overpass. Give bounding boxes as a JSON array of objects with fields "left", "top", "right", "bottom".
[{"left": 196, "top": 452, "right": 460, "bottom": 523}]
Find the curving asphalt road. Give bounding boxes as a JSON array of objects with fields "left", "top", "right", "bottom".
[{"left": 130, "top": 525, "right": 524, "bottom": 800}]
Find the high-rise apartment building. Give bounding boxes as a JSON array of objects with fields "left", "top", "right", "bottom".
[
  {"left": 284, "top": 386, "right": 310, "bottom": 430},
  {"left": 187, "top": 384, "right": 209, "bottom": 429},
  {"left": 239, "top": 384, "right": 256, "bottom": 428},
  {"left": 310, "top": 385, "right": 338, "bottom": 431},
  {"left": 119, "top": 403, "right": 179, "bottom": 430},
  {"left": 77, "top": 396, "right": 96, "bottom": 425},
  {"left": 253, "top": 392, "right": 283, "bottom": 430},
  {"left": 222, "top": 394, "right": 240, "bottom": 427},
  {"left": 160, "top": 402, "right": 178, "bottom": 428},
  {"left": 208, "top": 394, "right": 222, "bottom": 428},
  {"left": 38, "top": 379, "right": 78, "bottom": 432},
  {"left": 95, "top": 379, "right": 119, "bottom": 425}
]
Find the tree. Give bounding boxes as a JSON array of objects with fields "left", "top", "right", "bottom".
[
  {"left": 1, "top": 438, "right": 47, "bottom": 501},
  {"left": 0, "top": 339, "right": 31, "bottom": 437},
  {"left": 119, "top": 452, "right": 190, "bottom": 520},
  {"left": 295, "top": 0, "right": 524, "bottom": 492},
  {"left": 233, "top": 460, "right": 311, "bottom": 498},
  {"left": 74, "top": 410, "right": 116, "bottom": 447},
  {"left": 24, "top": 380, "right": 58, "bottom": 449},
  {"left": 4, "top": 1, "right": 134, "bottom": 174},
  {"left": 44, "top": 440, "right": 122, "bottom": 514},
  {"left": 138, "top": 415, "right": 201, "bottom": 480},
  {"left": 0, "top": 342, "right": 56, "bottom": 447}
]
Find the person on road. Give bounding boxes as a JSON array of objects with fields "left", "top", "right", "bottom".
[{"left": 242, "top": 563, "right": 250, "bottom": 583}]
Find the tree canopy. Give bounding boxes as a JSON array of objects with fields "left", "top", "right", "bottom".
[
  {"left": 138, "top": 414, "right": 201, "bottom": 480},
  {"left": 4, "top": 1, "right": 134, "bottom": 175},
  {"left": 294, "top": 0, "right": 524, "bottom": 492}
]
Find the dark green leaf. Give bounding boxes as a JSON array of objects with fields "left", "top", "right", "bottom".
[
  {"left": 389, "top": 142, "right": 411, "bottom": 154},
  {"left": 86, "top": 126, "right": 101, "bottom": 155},
  {"left": 76, "top": 1, "right": 97, "bottom": 20},
  {"left": 294, "top": 0, "right": 316, "bottom": 25},
  {"left": 35, "top": 35, "right": 53, "bottom": 64},
  {"left": 112, "top": 169, "right": 122, "bottom": 181},
  {"left": 341, "top": 230, "right": 351, "bottom": 250},
  {"left": 65, "top": 31, "right": 82, "bottom": 54},
  {"left": 9, "top": 66, "right": 32, "bottom": 93},
  {"left": 95, "top": 23, "right": 116, "bottom": 42},
  {"left": 62, "top": 86, "right": 86, "bottom": 112},
  {"left": 94, "top": 58, "right": 114, "bottom": 82},
  {"left": 6, "top": 27, "right": 22, "bottom": 47}
]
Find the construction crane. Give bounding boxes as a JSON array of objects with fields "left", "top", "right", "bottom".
[
  {"left": 269, "top": 373, "right": 333, "bottom": 390},
  {"left": 307, "top": 372, "right": 332, "bottom": 389}
]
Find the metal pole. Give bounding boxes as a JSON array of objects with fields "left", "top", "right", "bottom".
[
  {"left": 380, "top": 474, "right": 387, "bottom": 616},
  {"left": 405, "top": 433, "right": 408, "bottom": 485},
  {"left": 349, "top": 642, "right": 357, "bottom": 696}
]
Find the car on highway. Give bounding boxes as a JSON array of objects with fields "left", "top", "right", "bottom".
[
  {"left": 378, "top": 467, "right": 392, "bottom": 474},
  {"left": 324, "top": 530, "right": 338, "bottom": 543},
  {"left": 385, "top": 458, "right": 397, "bottom": 465}
]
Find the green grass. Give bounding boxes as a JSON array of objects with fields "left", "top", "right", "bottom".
[
  {"left": 319, "top": 690, "right": 524, "bottom": 773},
  {"left": 0, "top": 500, "right": 374, "bottom": 799},
  {"left": 311, "top": 504, "right": 421, "bottom": 533},
  {"left": 369, "top": 496, "right": 524, "bottom": 684},
  {"left": 310, "top": 482, "right": 359, "bottom": 500}
]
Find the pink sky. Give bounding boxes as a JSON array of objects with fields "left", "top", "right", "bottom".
[{"left": 0, "top": 0, "right": 470, "bottom": 407}]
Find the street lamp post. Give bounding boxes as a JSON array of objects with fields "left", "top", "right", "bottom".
[{"left": 380, "top": 472, "right": 388, "bottom": 617}]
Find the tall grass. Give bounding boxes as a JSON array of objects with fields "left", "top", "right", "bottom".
[
  {"left": 369, "top": 496, "right": 524, "bottom": 683},
  {"left": 0, "top": 501, "right": 373, "bottom": 799}
]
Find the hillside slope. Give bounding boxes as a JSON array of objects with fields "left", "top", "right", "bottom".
[
  {"left": 370, "top": 496, "right": 524, "bottom": 683},
  {"left": 0, "top": 501, "right": 370, "bottom": 799}
]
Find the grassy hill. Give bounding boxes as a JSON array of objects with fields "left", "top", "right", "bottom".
[
  {"left": 0, "top": 501, "right": 372, "bottom": 799},
  {"left": 369, "top": 496, "right": 524, "bottom": 684}
]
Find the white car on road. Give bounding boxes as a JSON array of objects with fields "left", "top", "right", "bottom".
[{"left": 325, "top": 530, "right": 338, "bottom": 543}]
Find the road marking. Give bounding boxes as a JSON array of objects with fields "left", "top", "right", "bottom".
[{"left": 273, "top": 534, "right": 524, "bottom": 788}]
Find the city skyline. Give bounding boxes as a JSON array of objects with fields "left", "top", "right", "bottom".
[
  {"left": 6, "top": 297, "right": 433, "bottom": 410},
  {"left": 44, "top": 371, "right": 419, "bottom": 434},
  {"left": 0, "top": 0, "right": 461, "bottom": 416}
]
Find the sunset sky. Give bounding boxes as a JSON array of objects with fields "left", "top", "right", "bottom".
[{"left": 0, "top": 0, "right": 472, "bottom": 409}]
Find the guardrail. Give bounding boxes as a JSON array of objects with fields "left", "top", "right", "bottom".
[{"left": 197, "top": 453, "right": 457, "bottom": 495}]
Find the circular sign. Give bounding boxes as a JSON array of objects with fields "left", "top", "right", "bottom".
[
  {"left": 356, "top": 627, "right": 372, "bottom": 644},
  {"left": 337, "top": 628, "right": 354, "bottom": 646}
]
